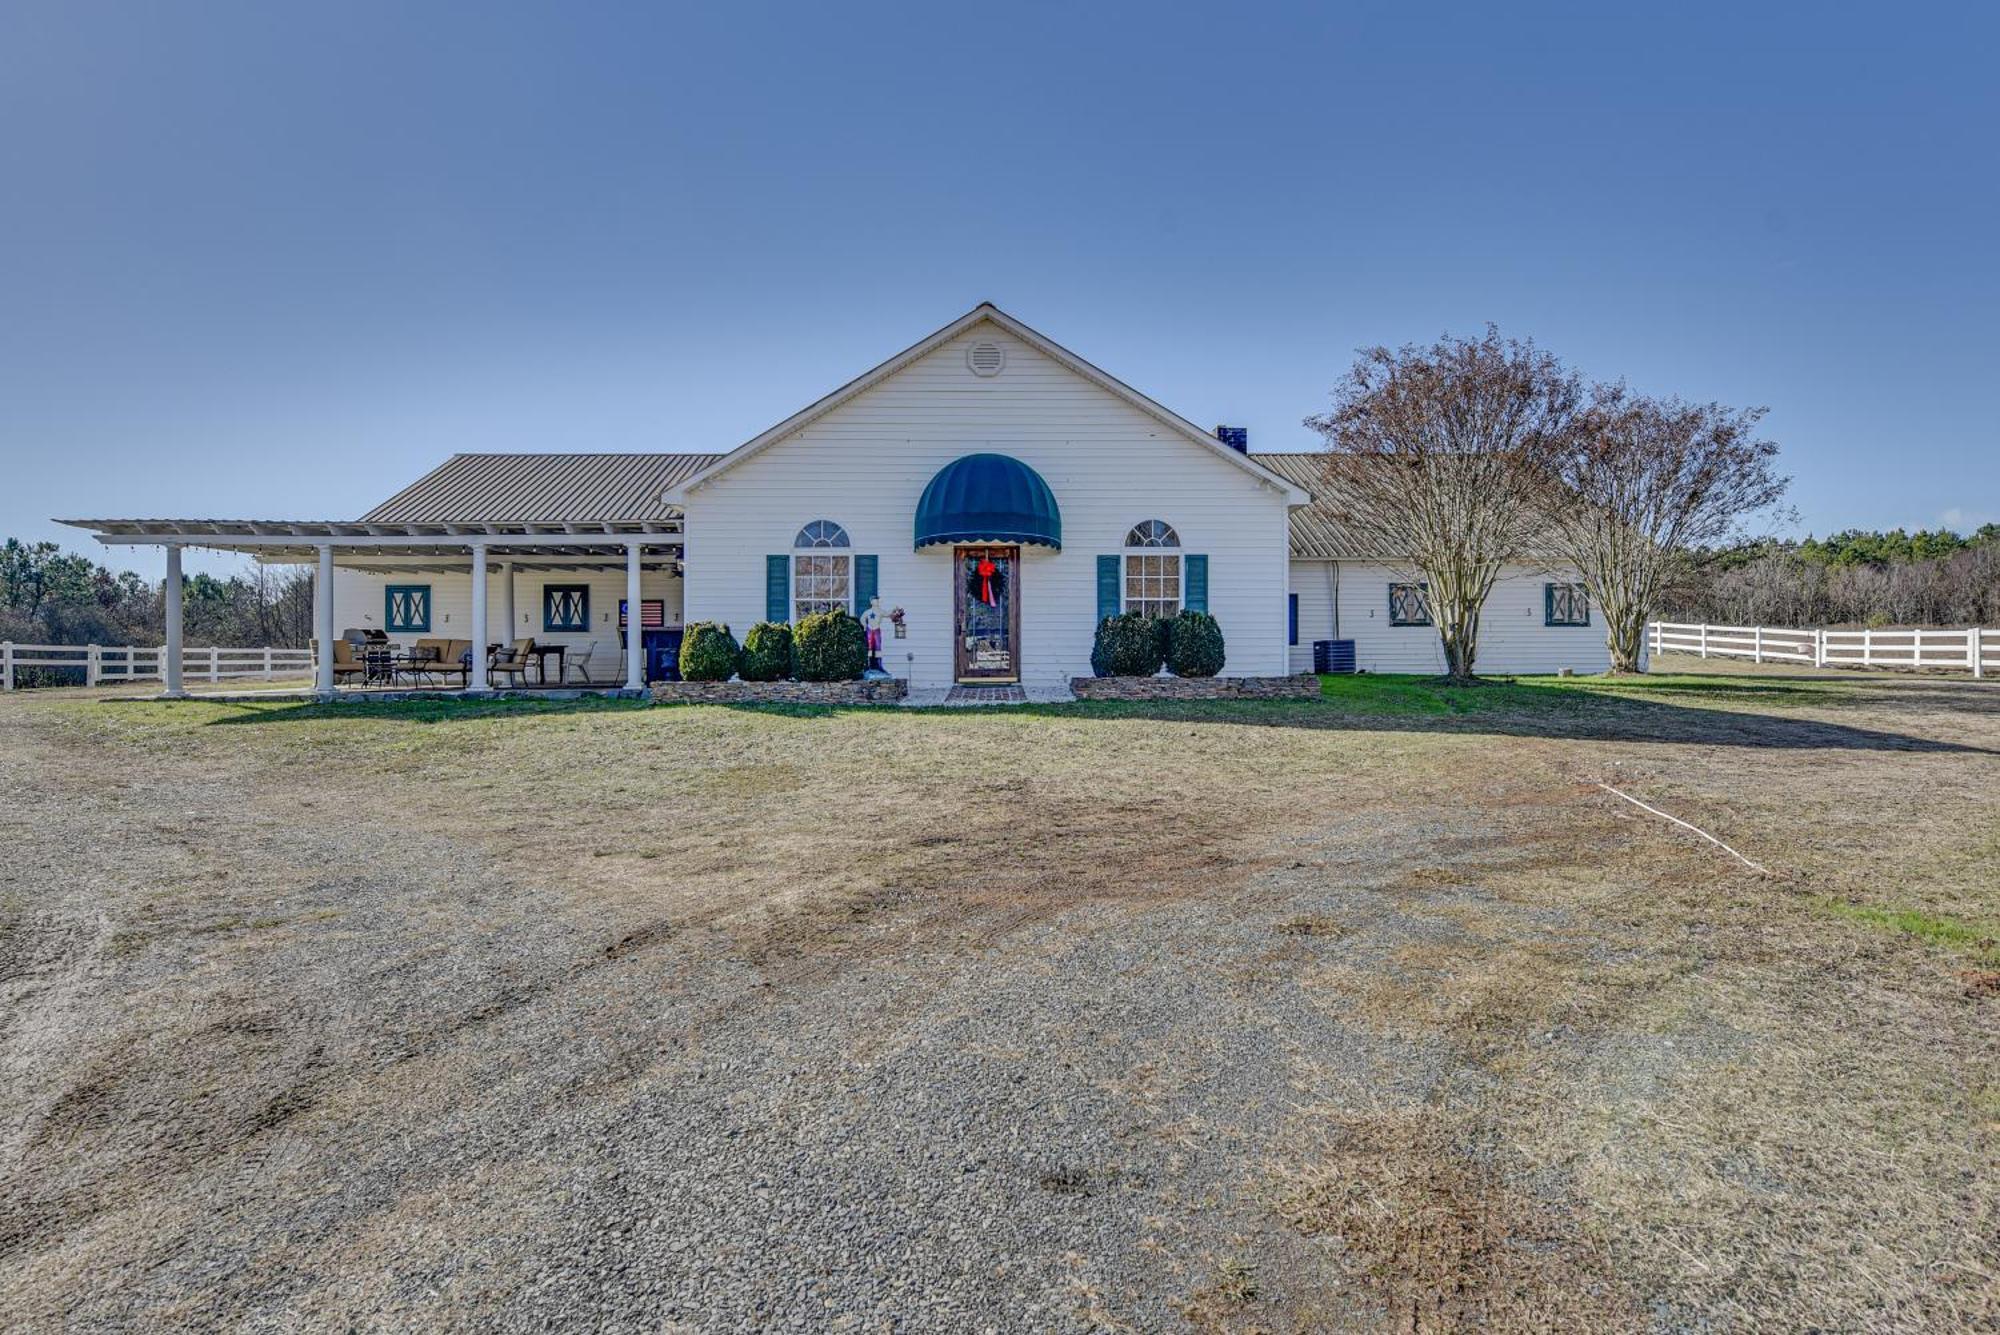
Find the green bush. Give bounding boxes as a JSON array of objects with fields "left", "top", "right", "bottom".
[
  {"left": 1091, "top": 611, "right": 1166, "bottom": 677},
  {"left": 740, "top": 621, "right": 794, "bottom": 681},
  {"left": 1165, "top": 610, "right": 1226, "bottom": 677},
  {"left": 678, "top": 621, "right": 741, "bottom": 681},
  {"left": 792, "top": 609, "right": 868, "bottom": 681}
]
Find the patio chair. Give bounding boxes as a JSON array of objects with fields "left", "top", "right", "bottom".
[
  {"left": 563, "top": 641, "right": 610, "bottom": 686},
  {"left": 488, "top": 638, "right": 535, "bottom": 687},
  {"left": 328, "top": 638, "right": 366, "bottom": 684}
]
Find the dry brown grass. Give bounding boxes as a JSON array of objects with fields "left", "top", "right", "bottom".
[
  {"left": 1274, "top": 1103, "right": 1638, "bottom": 1332},
  {"left": 2, "top": 663, "right": 1997, "bottom": 1329}
]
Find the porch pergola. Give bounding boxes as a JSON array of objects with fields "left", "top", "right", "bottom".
[{"left": 57, "top": 517, "right": 685, "bottom": 698}]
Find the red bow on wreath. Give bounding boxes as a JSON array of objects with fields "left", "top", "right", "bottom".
[{"left": 975, "top": 557, "right": 997, "bottom": 604}]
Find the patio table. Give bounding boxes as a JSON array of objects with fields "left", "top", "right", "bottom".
[{"left": 526, "top": 644, "right": 565, "bottom": 684}]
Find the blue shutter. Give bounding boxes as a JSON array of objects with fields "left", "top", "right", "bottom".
[
  {"left": 1289, "top": 592, "right": 1298, "bottom": 645},
  {"left": 766, "top": 555, "right": 789, "bottom": 623},
  {"left": 1184, "top": 555, "right": 1208, "bottom": 613},
  {"left": 1097, "top": 555, "right": 1120, "bottom": 622},
  {"left": 543, "top": 584, "right": 589, "bottom": 632},
  {"left": 853, "top": 554, "right": 878, "bottom": 617},
  {"left": 385, "top": 584, "right": 431, "bottom": 633}
]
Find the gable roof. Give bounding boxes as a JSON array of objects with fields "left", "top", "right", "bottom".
[
  {"left": 666, "top": 303, "right": 1311, "bottom": 506},
  {"left": 362, "top": 452, "right": 724, "bottom": 524}
]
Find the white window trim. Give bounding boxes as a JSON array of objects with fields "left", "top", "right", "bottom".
[
  {"left": 792, "top": 552, "right": 851, "bottom": 622},
  {"left": 1118, "top": 547, "right": 1184, "bottom": 618}
]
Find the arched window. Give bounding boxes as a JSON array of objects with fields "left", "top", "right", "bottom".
[
  {"left": 1124, "top": 520, "right": 1179, "bottom": 548},
  {"left": 793, "top": 520, "right": 851, "bottom": 619},
  {"left": 1122, "top": 520, "right": 1182, "bottom": 617},
  {"left": 795, "top": 520, "right": 850, "bottom": 549}
]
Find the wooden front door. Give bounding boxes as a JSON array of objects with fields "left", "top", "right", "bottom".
[{"left": 954, "top": 545, "right": 1021, "bottom": 682}]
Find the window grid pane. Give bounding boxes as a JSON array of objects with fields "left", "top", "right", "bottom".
[
  {"left": 794, "top": 554, "right": 851, "bottom": 619},
  {"left": 1125, "top": 552, "right": 1181, "bottom": 618}
]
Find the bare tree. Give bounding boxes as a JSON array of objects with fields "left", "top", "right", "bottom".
[
  {"left": 1536, "top": 387, "right": 1786, "bottom": 672},
  {"left": 1306, "top": 327, "right": 1582, "bottom": 683}
]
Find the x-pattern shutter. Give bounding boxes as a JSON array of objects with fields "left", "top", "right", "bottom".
[
  {"left": 544, "top": 585, "right": 590, "bottom": 632},
  {"left": 385, "top": 584, "right": 431, "bottom": 632}
]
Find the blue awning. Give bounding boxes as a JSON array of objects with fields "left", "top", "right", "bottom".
[{"left": 913, "top": 453, "right": 1062, "bottom": 550}]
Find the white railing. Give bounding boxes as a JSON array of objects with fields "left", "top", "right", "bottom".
[
  {"left": 0, "top": 642, "right": 316, "bottom": 690},
  {"left": 1648, "top": 622, "right": 1994, "bottom": 678}
]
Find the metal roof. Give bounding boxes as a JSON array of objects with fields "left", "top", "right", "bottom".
[
  {"left": 362, "top": 452, "right": 725, "bottom": 524},
  {"left": 1248, "top": 453, "right": 1371, "bottom": 558},
  {"left": 67, "top": 449, "right": 1354, "bottom": 560}
]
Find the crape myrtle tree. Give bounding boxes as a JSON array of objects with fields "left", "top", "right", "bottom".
[
  {"left": 1306, "top": 327, "right": 1582, "bottom": 684},
  {"left": 1536, "top": 387, "right": 1787, "bottom": 673}
]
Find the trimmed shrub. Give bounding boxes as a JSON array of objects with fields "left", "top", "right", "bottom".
[
  {"left": 792, "top": 609, "right": 868, "bottom": 681},
  {"left": 678, "top": 621, "right": 740, "bottom": 682},
  {"left": 740, "top": 621, "right": 794, "bottom": 682},
  {"left": 1165, "top": 610, "right": 1225, "bottom": 677},
  {"left": 1091, "top": 611, "right": 1166, "bottom": 677}
]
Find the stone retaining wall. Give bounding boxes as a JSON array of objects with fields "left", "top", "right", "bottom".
[
  {"left": 1068, "top": 674, "right": 1321, "bottom": 701},
  {"left": 651, "top": 678, "right": 907, "bottom": 705}
]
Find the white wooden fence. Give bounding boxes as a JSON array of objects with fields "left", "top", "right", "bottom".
[
  {"left": 0, "top": 643, "right": 315, "bottom": 690},
  {"left": 1649, "top": 621, "right": 1995, "bottom": 678}
]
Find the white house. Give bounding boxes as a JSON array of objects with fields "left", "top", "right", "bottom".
[{"left": 60, "top": 303, "right": 1609, "bottom": 696}]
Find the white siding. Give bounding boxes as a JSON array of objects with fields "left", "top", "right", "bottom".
[
  {"left": 331, "top": 565, "right": 684, "bottom": 671},
  {"left": 682, "top": 322, "right": 1295, "bottom": 691},
  {"left": 1288, "top": 560, "right": 1612, "bottom": 675}
]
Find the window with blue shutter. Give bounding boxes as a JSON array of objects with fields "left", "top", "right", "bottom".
[
  {"left": 384, "top": 584, "right": 431, "bottom": 633},
  {"left": 853, "top": 554, "right": 878, "bottom": 616},
  {"left": 1545, "top": 582, "right": 1590, "bottom": 626},
  {"left": 1096, "top": 555, "right": 1121, "bottom": 623},
  {"left": 1388, "top": 581, "right": 1431, "bottom": 626},
  {"left": 1289, "top": 593, "right": 1298, "bottom": 645},
  {"left": 766, "top": 555, "right": 789, "bottom": 623},
  {"left": 543, "top": 584, "right": 590, "bottom": 633},
  {"left": 1183, "top": 555, "right": 1208, "bottom": 613}
]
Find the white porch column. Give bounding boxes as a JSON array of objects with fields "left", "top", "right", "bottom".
[
  {"left": 313, "top": 544, "right": 335, "bottom": 696},
  {"left": 625, "top": 542, "right": 645, "bottom": 690},
  {"left": 163, "top": 545, "right": 187, "bottom": 698},
  {"left": 469, "top": 544, "right": 490, "bottom": 691},
  {"left": 499, "top": 561, "right": 516, "bottom": 640}
]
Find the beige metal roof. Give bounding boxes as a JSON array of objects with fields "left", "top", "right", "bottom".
[
  {"left": 363, "top": 452, "right": 725, "bottom": 524},
  {"left": 1249, "top": 453, "right": 1370, "bottom": 558}
]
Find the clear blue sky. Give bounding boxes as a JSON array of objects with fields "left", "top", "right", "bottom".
[{"left": 4, "top": 2, "right": 1994, "bottom": 578}]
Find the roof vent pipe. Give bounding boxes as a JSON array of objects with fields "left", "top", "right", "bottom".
[{"left": 1214, "top": 426, "right": 1248, "bottom": 452}]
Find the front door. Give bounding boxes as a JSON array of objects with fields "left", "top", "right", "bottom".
[{"left": 954, "top": 545, "right": 1020, "bottom": 683}]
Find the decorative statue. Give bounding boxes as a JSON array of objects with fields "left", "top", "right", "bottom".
[{"left": 861, "top": 596, "right": 885, "bottom": 672}]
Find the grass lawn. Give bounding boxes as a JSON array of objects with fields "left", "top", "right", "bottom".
[{"left": 1, "top": 657, "right": 1995, "bottom": 1330}]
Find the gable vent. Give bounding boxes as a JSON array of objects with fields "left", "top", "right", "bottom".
[{"left": 966, "top": 339, "right": 1007, "bottom": 377}]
